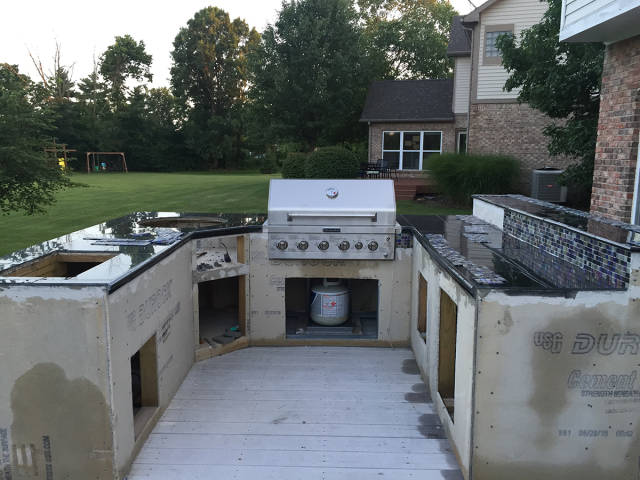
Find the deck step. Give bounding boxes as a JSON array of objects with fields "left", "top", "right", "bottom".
[{"left": 394, "top": 181, "right": 421, "bottom": 200}]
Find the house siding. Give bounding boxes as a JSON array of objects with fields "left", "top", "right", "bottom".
[
  {"left": 590, "top": 35, "right": 640, "bottom": 222},
  {"left": 564, "top": 0, "right": 603, "bottom": 27},
  {"left": 453, "top": 57, "right": 471, "bottom": 113},
  {"left": 560, "top": 0, "right": 640, "bottom": 42},
  {"left": 476, "top": 0, "right": 547, "bottom": 100}
]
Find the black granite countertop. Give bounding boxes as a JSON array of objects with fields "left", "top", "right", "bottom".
[
  {"left": 1, "top": 209, "right": 627, "bottom": 295},
  {"left": 0, "top": 212, "right": 266, "bottom": 290}
]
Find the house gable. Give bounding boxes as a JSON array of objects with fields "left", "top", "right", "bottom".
[{"left": 464, "top": 0, "right": 547, "bottom": 102}]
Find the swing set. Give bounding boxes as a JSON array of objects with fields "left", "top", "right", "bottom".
[{"left": 86, "top": 152, "right": 128, "bottom": 173}]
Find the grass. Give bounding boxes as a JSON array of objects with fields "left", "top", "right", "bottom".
[{"left": 0, "top": 172, "right": 469, "bottom": 256}]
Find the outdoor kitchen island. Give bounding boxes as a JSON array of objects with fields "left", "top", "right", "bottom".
[{"left": 0, "top": 181, "right": 639, "bottom": 479}]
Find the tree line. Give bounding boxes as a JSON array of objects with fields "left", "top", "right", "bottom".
[
  {"left": 2, "top": 0, "right": 604, "bottom": 214},
  {"left": 1, "top": 0, "right": 456, "bottom": 182}
]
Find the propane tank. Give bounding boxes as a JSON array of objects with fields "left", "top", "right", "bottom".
[{"left": 310, "top": 279, "right": 350, "bottom": 326}]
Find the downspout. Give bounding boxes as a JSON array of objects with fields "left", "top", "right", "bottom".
[
  {"left": 465, "top": 24, "right": 474, "bottom": 153},
  {"left": 368, "top": 121, "right": 372, "bottom": 163}
]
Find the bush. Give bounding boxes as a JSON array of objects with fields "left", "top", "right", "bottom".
[
  {"left": 341, "top": 141, "right": 368, "bottom": 166},
  {"left": 281, "top": 152, "right": 308, "bottom": 178},
  {"left": 259, "top": 152, "right": 278, "bottom": 174},
  {"left": 426, "top": 153, "right": 519, "bottom": 204},
  {"left": 305, "top": 146, "right": 360, "bottom": 179}
]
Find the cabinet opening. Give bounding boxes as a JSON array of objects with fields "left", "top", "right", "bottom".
[
  {"left": 285, "top": 278, "right": 378, "bottom": 339},
  {"left": 131, "top": 334, "right": 158, "bottom": 439},
  {"left": 438, "top": 289, "right": 457, "bottom": 421},
  {"left": 198, "top": 276, "right": 245, "bottom": 347},
  {"left": 417, "top": 274, "right": 427, "bottom": 342}
]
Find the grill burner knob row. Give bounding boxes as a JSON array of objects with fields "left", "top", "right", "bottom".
[
  {"left": 276, "top": 240, "right": 288, "bottom": 250},
  {"left": 297, "top": 241, "right": 309, "bottom": 250},
  {"left": 318, "top": 240, "right": 329, "bottom": 251},
  {"left": 354, "top": 241, "right": 363, "bottom": 250},
  {"left": 338, "top": 240, "right": 350, "bottom": 251},
  {"left": 368, "top": 241, "right": 379, "bottom": 251}
]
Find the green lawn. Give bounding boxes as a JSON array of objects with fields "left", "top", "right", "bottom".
[{"left": 0, "top": 172, "right": 469, "bottom": 256}]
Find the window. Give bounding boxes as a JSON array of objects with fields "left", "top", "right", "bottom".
[
  {"left": 382, "top": 131, "right": 442, "bottom": 170},
  {"left": 483, "top": 25, "right": 513, "bottom": 65},
  {"left": 456, "top": 131, "right": 467, "bottom": 154}
]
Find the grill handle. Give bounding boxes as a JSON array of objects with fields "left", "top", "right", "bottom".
[{"left": 287, "top": 212, "right": 377, "bottom": 222}]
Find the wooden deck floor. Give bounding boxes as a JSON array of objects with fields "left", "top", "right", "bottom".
[{"left": 129, "top": 347, "right": 462, "bottom": 479}]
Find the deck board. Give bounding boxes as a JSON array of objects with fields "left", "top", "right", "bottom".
[{"left": 128, "top": 347, "right": 462, "bottom": 479}]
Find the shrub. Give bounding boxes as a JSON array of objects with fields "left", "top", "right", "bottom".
[
  {"left": 259, "top": 152, "right": 278, "bottom": 174},
  {"left": 281, "top": 152, "right": 308, "bottom": 178},
  {"left": 305, "top": 146, "right": 360, "bottom": 179},
  {"left": 341, "top": 141, "right": 368, "bottom": 166},
  {"left": 426, "top": 153, "right": 519, "bottom": 204}
]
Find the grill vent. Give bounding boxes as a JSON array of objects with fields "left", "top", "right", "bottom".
[{"left": 531, "top": 168, "right": 567, "bottom": 203}]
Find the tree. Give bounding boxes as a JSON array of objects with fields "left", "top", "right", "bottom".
[
  {"left": 497, "top": 0, "right": 604, "bottom": 204},
  {"left": 115, "top": 87, "right": 182, "bottom": 171},
  {"left": 28, "top": 43, "right": 85, "bottom": 169},
  {"left": 100, "top": 35, "right": 152, "bottom": 109},
  {"left": 0, "top": 64, "right": 71, "bottom": 214},
  {"left": 71, "top": 59, "right": 113, "bottom": 156},
  {"left": 358, "top": 0, "right": 457, "bottom": 79},
  {"left": 249, "top": 0, "right": 370, "bottom": 149},
  {"left": 171, "top": 7, "right": 258, "bottom": 169}
]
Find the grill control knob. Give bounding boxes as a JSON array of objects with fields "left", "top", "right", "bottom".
[
  {"left": 276, "top": 240, "right": 288, "bottom": 250},
  {"left": 338, "top": 240, "right": 350, "bottom": 251},
  {"left": 318, "top": 240, "right": 329, "bottom": 251},
  {"left": 368, "top": 241, "right": 379, "bottom": 251},
  {"left": 297, "top": 240, "right": 309, "bottom": 250},
  {"left": 354, "top": 241, "right": 363, "bottom": 250}
]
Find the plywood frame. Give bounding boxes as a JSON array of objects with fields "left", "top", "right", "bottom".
[
  {"left": 2, "top": 252, "right": 117, "bottom": 278},
  {"left": 438, "top": 289, "right": 457, "bottom": 419},
  {"left": 417, "top": 274, "right": 427, "bottom": 339}
]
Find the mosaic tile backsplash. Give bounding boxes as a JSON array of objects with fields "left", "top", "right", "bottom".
[
  {"left": 503, "top": 210, "right": 630, "bottom": 288},
  {"left": 396, "top": 231, "right": 413, "bottom": 249}
]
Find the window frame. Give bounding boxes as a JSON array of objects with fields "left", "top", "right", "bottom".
[
  {"left": 382, "top": 130, "right": 443, "bottom": 170},
  {"left": 483, "top": 24, "right": 514, "bottom": 66}
]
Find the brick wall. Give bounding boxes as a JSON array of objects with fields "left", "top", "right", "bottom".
[
  {"left": 468, "top": 102, "right": 573, "bottom": 192},
  {"left": 590, "top": 35, "right": 640, "bottom": 223},
  {"left": 367, "top": 121, "right": 456, "bottom": 164}
]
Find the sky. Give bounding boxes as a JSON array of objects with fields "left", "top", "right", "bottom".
[{"left": 0, "top": 0, "right": 476, "bottom": 88}]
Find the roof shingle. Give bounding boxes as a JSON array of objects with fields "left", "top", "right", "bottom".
[
  {"left": 447, "top": 16, "right": 472, "bottom": 56},
  {"left": 360, "top": 79, "right": 454, "bottom": 123}
]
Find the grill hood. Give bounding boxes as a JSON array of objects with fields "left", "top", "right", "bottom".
[{"left": 267, "top": 179, "right": 396, "bottom": 227}]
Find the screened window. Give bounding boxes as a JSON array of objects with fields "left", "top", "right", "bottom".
[
  {"left": 382, "top": 131, "right": 442, "bottom": 170},
  {"left": 483, "top": 26, "right": 513, "bottom": 65},
  {"left": 485, "top": 31, "right": 509, "bottom": 57}
]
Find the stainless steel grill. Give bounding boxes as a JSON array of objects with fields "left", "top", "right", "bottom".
[{"left": 264, "top": 179, "right": 399, "bottom": 260}]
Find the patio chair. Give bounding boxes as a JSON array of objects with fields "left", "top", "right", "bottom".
[
  {"left": 378, "top": 159, "right": 398, "bottom": 180},
  {"left": 360, "top": 162, "right": 382, "bottom": 179}
]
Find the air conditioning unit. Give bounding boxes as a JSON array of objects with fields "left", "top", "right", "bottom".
[{"left": 531, "top": 168, "right": 567, "bottom": 203}]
